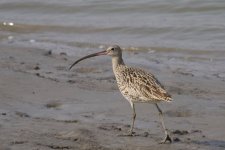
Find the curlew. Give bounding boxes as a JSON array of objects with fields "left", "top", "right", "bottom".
[{"left": 69, "top": 45, "right": 172, "bottom": 143}]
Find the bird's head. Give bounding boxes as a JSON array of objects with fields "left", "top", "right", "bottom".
[
  {"left": 69, "top": 45, "right": 122, "bottom": 70},
  {"left": 105, "top": 45, "right": 122, "bottom": 57}
]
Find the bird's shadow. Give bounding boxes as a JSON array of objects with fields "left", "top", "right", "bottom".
[{"left": 192, "top": 140, "right": 225, "bottom": 149}]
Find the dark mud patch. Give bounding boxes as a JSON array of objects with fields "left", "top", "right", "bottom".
[
  {"left": 61, "top": 120, "right": 79, "bottom": 123},
  {"left": 98, "top": 123, "right": 134, "bottom": 132},
  {"left": 15, "top": 111, "right": 30, "bottom": 118},
  {"left": 45, "top": 101, "right": 62, "bottom": 109},
  {"left": 43, "top": 50, "right": 52, "bottom": 56},
  {"left": 192, "top": 140, "right": 225, "bottom": 149},
  {"left": 172, "top": 130, "right": 189, "bottom": 135},
  {"left": 10, "top": 141, "right": 28, "bottom": 145},
  {"left": 98, "top": 124, "right": 122, "bottom": 132},
  {"left": 33, "top": 65, "right": 40, "bottom": 70},
  {"left": 98, "top": 123, "right": 150, "bottom": 137},
  {"left": 131, "top": 132, "right": 150, "bottom": 137},
  {"left": 34, "top": 117, "right": 79, "bottom": 124},
  {"left": 34, "top": 72, "right": 60, "bottom": 82},
  {"left": 67, "top": 79, "right": 76, "bottom": 84},
  {"left": 172, "top": 129, "right": 203, "bottom": 136},
  {"left": 173, "top": 137, "right": 181, "bottom": 142},
  {"left": 171, "top": 129, "right": 205, "bottom": 143},
  {"left": 1, "top": 112, "right": 7, "bottom": 116},
  {"left": 36, "top": 143, "right": 73, "bottom": 149}
]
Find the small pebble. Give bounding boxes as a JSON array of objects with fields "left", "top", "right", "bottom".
[
  {"left": 67, "top": 80, "right": 76, "bottom": 84},
  {"left": 43, "top": 50, "right": 52, "bottom": 56},
  {"left": 73, "top": 138, "right": 78, "bottom": 141},
  {"left": 124, "top": 124, "right": 130, "bottom": 128},
  {"left": 10, "top": 141, "right": 26, "bottom": 145},
  {"left": 33, "top": 66, "right": 40, "bottom": 70}
]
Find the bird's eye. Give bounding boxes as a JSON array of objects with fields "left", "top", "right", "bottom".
[{"left": 111, "top": 48, "right": 115, "bottom": 51}]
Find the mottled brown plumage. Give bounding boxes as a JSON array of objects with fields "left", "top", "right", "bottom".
[
  {"left": 114, "top": 65, "right": 172, "bottom": 103},
  {"left": 69, "top": 45, "right": 172, "bottom": 143}
]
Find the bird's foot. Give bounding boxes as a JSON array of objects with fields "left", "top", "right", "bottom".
[{"left": 159, "top": 134, "right": 172, "bottom": 144}]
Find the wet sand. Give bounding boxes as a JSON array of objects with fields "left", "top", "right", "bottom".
[{"left": 0, "top": 45, "right": 225, "bottom": 150}]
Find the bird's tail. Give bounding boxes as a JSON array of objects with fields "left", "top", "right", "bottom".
[
  {"left": 165, "top": 97, "right": 173, "bottom": 102},
  {"left": 164, "top": 93, "right": 173, "bottom": 102}
]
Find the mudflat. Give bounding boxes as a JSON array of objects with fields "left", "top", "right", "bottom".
[{"left": 0, "top": 45, "right": 225, "bottom": 150}]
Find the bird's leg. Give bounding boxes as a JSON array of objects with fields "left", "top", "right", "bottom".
[
  {"left": 118, "top": 102, "right": 136, "bottom": 137},
  {"left": 128, "top": 102, "right": 136, "bottom": 135},
  {"left": 155, "top": 103, "right": 172, "bottom": 144}
]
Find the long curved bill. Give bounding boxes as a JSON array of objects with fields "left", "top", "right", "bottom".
[{"left": 69, "top": 50, "right": 108, "bottom": 70}]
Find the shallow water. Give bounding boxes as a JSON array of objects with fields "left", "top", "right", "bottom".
[{"left": 0, "top": 0, "right": 225, "bottom": 78}]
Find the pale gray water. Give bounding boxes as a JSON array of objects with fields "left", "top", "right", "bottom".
[{"left": 0, "top": 0, "right": 225, "bottom": 78}]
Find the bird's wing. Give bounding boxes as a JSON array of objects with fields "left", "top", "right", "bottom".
[{"left": 120, "top": 67, "right": 172, "bottom": 102}]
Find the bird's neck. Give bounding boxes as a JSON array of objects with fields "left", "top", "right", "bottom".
[{"left": 112, "top": 56, "right": 124, "bottom": 71}]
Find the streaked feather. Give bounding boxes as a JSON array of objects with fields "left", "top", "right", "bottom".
[{"left": 114, "top": 65, "right": 172, "bottom": 103}]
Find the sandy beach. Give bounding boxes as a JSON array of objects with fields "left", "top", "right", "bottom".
[{"left": 0, "top": 44, "right": 225, "bottom": 150}]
